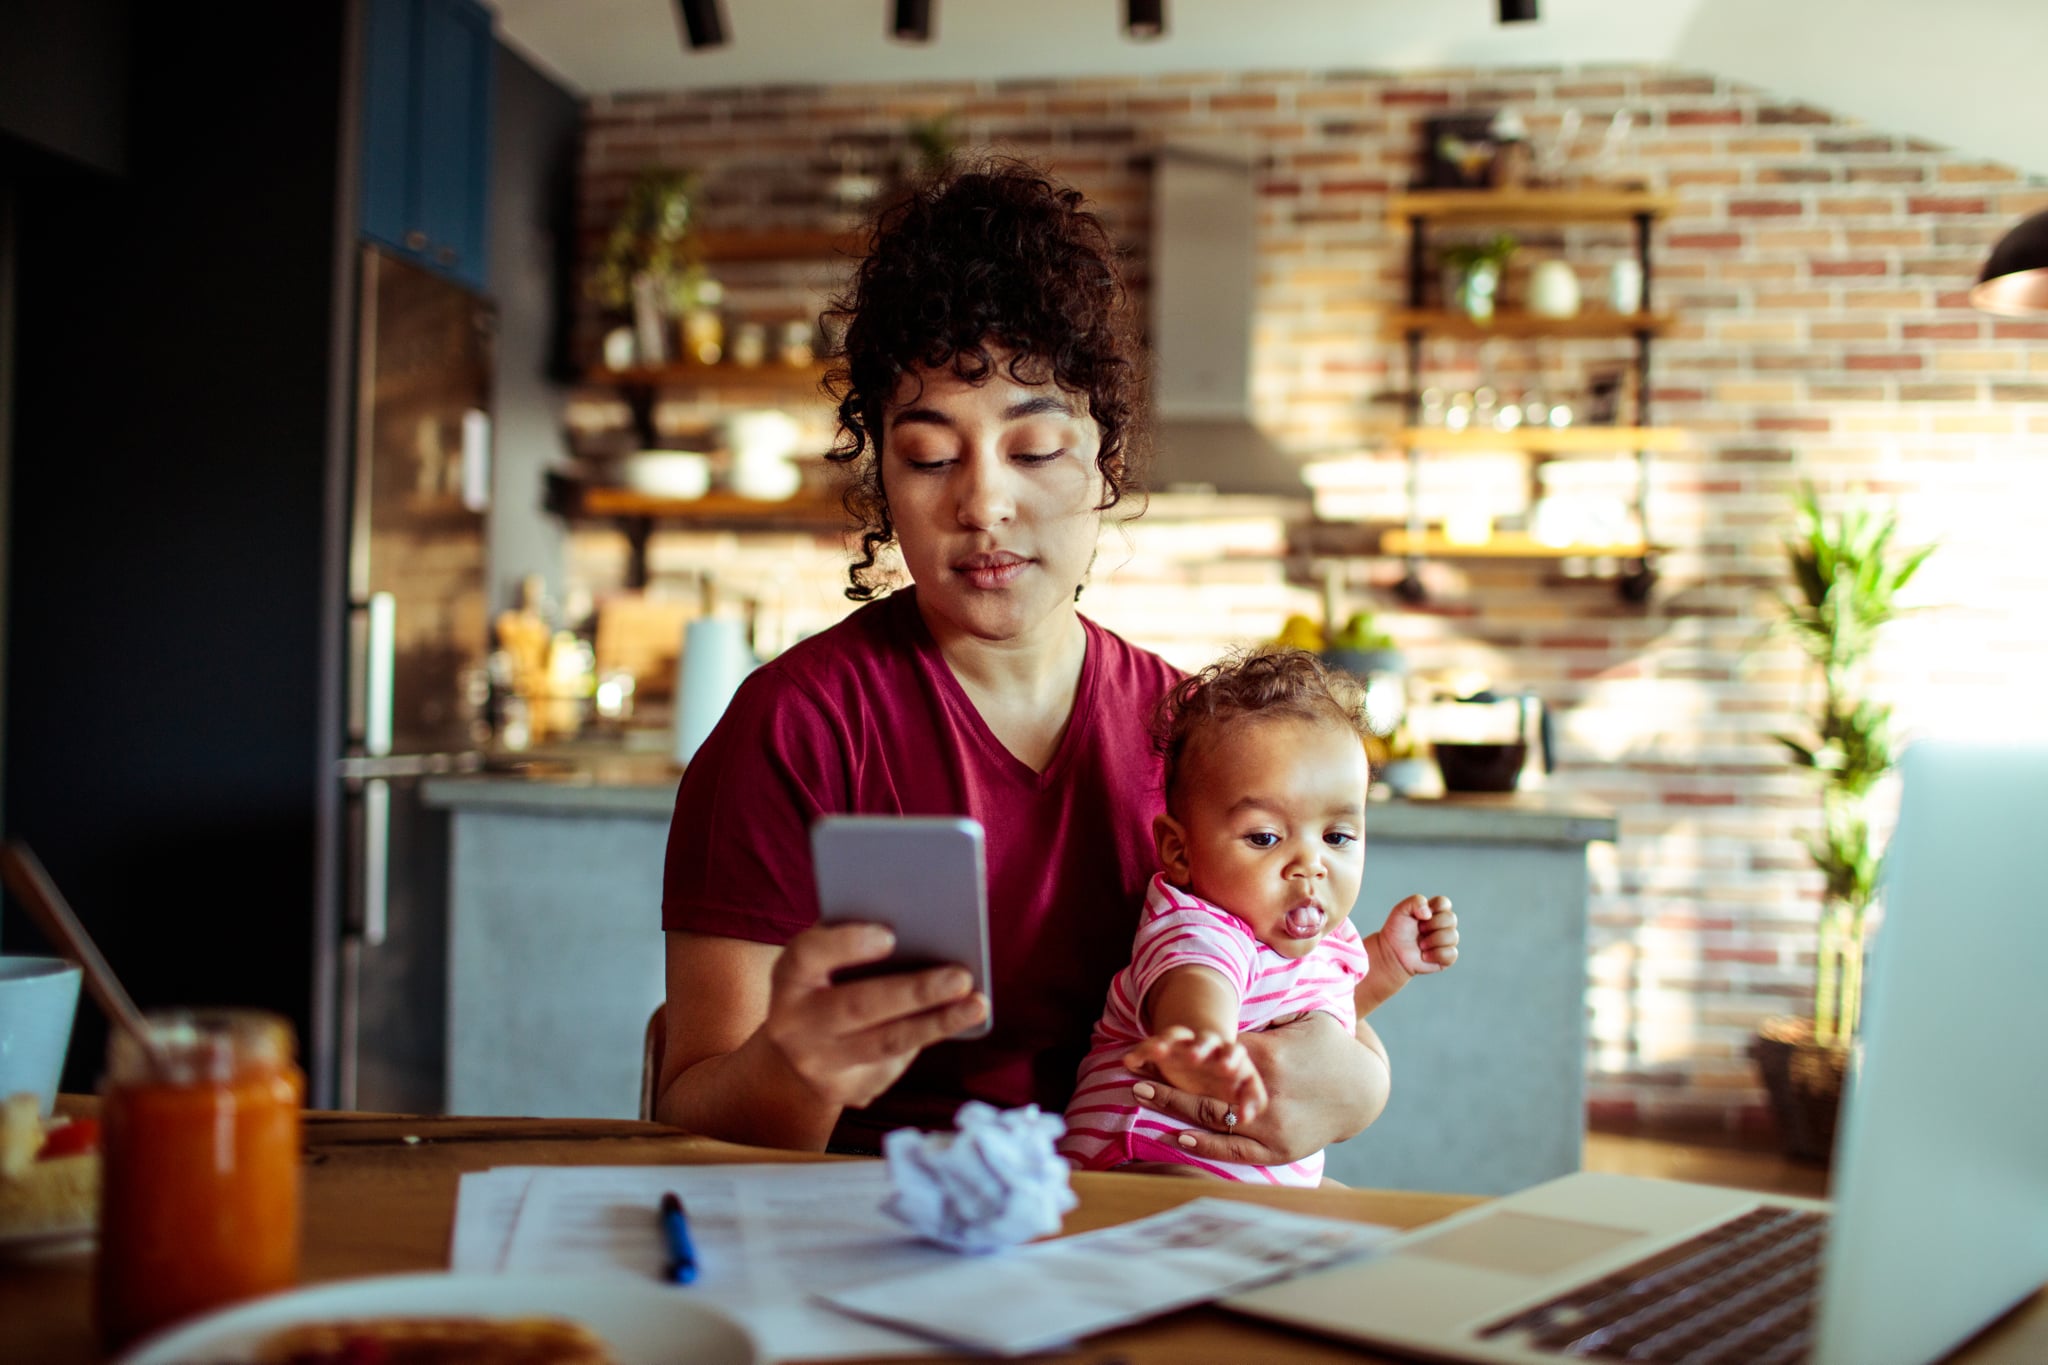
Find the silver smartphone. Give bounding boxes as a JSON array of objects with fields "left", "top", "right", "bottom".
[{"left": 810, "top": 814, "right": 993, "bottom": 1040}]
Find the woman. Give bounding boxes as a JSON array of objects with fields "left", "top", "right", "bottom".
[{"left": 655, "top": 159, "right": 1390, "bottom": 1163}]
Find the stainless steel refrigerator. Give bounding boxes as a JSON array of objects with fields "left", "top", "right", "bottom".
[{"left": 319, "top": 245, "right": 493, "bottom": 1113}]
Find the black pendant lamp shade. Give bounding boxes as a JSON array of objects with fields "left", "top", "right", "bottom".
[
  {"left": 1126, "top": 0, "right": 1166, "bottom": 38},
  {"left": 893, "top": 0, "right": 933, "bottom": 41},
  {"left": 1972, "top": 210, "right": 2048, "bottom": 316},
  {"left": 676, "top": 0, "right": 727, "bottom": 49},
  {"left": 1500, "top": 0, "right": 1539, "bottom": 21}
]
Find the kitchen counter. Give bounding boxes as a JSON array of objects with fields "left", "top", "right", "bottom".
[
  {"left": 423, "top": 749, "right": 1614, "bottom": 1195},
  {"left": 423, "top": 758, "right": 1618, "bottom": 844}
]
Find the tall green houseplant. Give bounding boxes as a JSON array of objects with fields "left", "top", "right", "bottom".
[{"left": 1773, "top": 484, "right": 1935, "bottom": 1047}]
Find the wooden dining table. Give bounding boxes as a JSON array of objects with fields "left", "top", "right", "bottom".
[{"left": 4, "top": 1110, "right": 2044, "bottom": 1364}]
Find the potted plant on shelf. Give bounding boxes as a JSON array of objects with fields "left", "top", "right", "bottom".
[
  {"left": 1438, "top": 233, "right": 1518, "bottom": 324},
  {"left": 588, "top": 168, "right": 711, "bottom": 369},
  {"left": 1751, "top": 483, "right": 1936, "bottom": 1162}
]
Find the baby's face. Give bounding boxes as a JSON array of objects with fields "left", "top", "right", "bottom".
[{"left": 1167, "top": 714, "right": 1369, "bottom": 959}]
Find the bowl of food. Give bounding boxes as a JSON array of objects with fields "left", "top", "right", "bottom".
[
  {"left": 0, "top": 1091, "right": 100, "bottom": 1252},
  {"left": 113, "top": 1272, "right": 760, "bottom": 1364}
]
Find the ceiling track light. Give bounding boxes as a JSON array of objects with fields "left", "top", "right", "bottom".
[
  {"left": 1125, "top": 0, "right": 1166, "bottom": 39},
  {"left": 1499, "top": 0, "right": 1539, "bottom": 22},
  {"left": 892, "top": 0, "right": 933, "bottom": 42},
  {"left": 675, "top": 0, "right": 728, "bottom": 50}
]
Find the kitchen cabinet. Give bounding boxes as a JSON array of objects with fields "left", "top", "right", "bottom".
[
  {"left": 361, "top": 0, "right": 496, "bottom": 292},
  {"left": 1383, "top": 188, "right": 1680, "bottom": 602}
]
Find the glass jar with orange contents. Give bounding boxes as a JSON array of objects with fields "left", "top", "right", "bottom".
[{"left": 97, "top": 1009, "right": 303, "bottom": 1348}]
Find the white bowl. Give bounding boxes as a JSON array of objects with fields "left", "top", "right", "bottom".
[
  {"left": 730, "top": 454, "right": 803, "bottom": 502},
  {"left": 620, "top": 451, "right": 712, "bottom": 500},
  {"left": 0, "top": 956, "right": 82, "bottom": 1114}
]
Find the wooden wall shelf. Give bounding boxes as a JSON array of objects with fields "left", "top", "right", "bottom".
[
  {"left": 549, "top": 477, "right": 846, "bottom": 531},
  {"left": 695, "top": 228, "right": 862, "bottom": 262},
  {"left": 582, "top": 360, "right": 832, "bottom": 399},
  {"left": 1388, "top": 188, "right": 1679, "bottom": 223},
  {"left": 1379, "top": 308, "right": 1675, "bottom": 341},
  {"left": 1379, "top": 529, "right": 1651, "bottom": 560},
  {"left": 547, "top": 471, "right": 848, "bottom": 586},
  {"left": 1383, "top": 426, "right": 1689, "bottom": 454}
]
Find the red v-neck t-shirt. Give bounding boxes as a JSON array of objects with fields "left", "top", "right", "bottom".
[{"left": 662, "top": 589, "right": 1182, "bottom": 1147}]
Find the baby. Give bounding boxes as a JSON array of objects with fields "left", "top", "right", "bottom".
[{"left": 1058, "top": 647, "right": 1459, "bottom": 1186}]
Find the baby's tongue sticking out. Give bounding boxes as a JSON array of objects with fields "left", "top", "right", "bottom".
[{"left": 1285, "top": 903, "right": 1325, "bottom": 939}]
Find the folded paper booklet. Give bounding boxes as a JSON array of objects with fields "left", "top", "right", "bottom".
[{"left": 818, "top": 1197, "right": 1394, "bottom": 1357}]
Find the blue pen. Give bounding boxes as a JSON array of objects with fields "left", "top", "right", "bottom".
[{"left": 659, "top": 1191, "right": 700, "bottom": 1284}]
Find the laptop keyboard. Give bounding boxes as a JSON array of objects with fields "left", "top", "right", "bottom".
[{"left": 1477, "top": 1204, "right": 1828, "bottom": 1364}]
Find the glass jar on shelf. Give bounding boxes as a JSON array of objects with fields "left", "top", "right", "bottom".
[
  {"left": 680, "top": 279, "right": 725, "bottom": 366},
  {"left": 730, "top": 320, "right": 768, "bottom": 368},
  {"left": 1444, "top": 390, "right": 1475, "bottom": 432},
  {"left": 1418, "top": 387, "right": 1447, "bottom": 427},
  {"left": 1471, "top": 386, "right": 1499, "bottom": 431},
  {"left": 778, "top": 319, "right": 815, "bottom": 368}
]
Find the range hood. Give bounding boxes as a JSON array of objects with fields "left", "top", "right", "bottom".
[{"left": 1147, "top": 144, "right": 1309, "bottom": 498}]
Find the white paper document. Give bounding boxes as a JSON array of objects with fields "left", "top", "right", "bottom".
[
  {"left": 818, "top": 1196, "right": 1395, "bottom": 1357},
  {"left": 450, "top": 1167, "right": 1391, "bottom": 1362},
  {"left": 450, "top": 1167, "right": 538, "bottom": 1273},
  {"left": 452, "top": 1162, "right": 954, "bottom": 1360}
]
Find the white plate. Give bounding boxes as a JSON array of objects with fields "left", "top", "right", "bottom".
[{"left": 115, "top": 1272, "right": 759, "bottom": 1365}]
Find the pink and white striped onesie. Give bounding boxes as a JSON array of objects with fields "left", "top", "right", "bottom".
[{"left": 1058, "top": 872, "right": 1370, "bottom": 1186}]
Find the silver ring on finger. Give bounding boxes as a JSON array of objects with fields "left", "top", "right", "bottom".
[{"left": 1224, "top": 1109, "right": 1238, "bottom": 1128}]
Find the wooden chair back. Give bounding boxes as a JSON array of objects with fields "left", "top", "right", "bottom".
[{"left": 639, "top": 1000, "right": 667, "bottom": 1122}]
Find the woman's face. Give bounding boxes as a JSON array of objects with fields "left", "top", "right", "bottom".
[{"left": 879, "top": 358, "right": 1108, "bottom": 648}]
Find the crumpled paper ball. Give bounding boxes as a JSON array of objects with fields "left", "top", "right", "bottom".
[{"left": 881, "top": 1100, "right": 1078, "bottom": 1253}]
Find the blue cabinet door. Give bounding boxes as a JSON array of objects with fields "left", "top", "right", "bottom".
[
  {"left": 359, "top": 0, "right": 494, "bottom": 293},
  {"left": 360, "top": 0, "right": 418, "bottom": 256},
  {"left": 416, "top": 0, "right": 494, "bottom": 291}
]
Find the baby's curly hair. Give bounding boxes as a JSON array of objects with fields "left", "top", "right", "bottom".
[
  {"left": 821, "top": 157, "right": 1144, "bottom": 600},
  {"left": 1158, "top": 648, "right": 1372, "bottom": 816}
]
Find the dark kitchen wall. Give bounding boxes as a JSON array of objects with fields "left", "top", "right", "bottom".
[
  {"left": 0, "top": 0, "right": 128, "bottom": 177},
  {"left": 3, "top": 3, "right": 353, "bottom": 1090},
  {"left": 0, "top": 0, "right": 130, "bottom": 853},
  {"left": 487, "top": 43, "right": 579, "bottom": 616}
]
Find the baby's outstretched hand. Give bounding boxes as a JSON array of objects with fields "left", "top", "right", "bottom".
[
  {"left": 1123, "top": 1026, "right": 1267, "bottom": 1125},
  {"left": 1380, "top": 894, "right": 1459, "bottom": 976}
]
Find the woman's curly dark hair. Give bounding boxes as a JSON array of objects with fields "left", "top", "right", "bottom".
[
  {"left": 1157, "top": 648, "right": 1372, "bottom": 815},
  {"left": 821, "top": 156, "right": 1144, "bottom": 600}
]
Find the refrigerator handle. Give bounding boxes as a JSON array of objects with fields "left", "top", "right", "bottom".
[
  {"left": 362, "top": 777, "right": 391, "bottom": 949},
  {"left": 365, "top": 591, "right": 396, "bottom": 758},
  {"left": 461, "top": 408, "right": 492, "bottom": 512}
]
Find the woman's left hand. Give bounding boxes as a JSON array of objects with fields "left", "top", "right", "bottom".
[{"left": 1131, "top": 1010, "right": 1388, "bottom": 1166}]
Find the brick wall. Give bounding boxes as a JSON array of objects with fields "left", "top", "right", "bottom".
[{"left": 566, "top": 65, "right": 2048, "bottom": 1138}]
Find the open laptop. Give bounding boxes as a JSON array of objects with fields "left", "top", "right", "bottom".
[{"left": 1227, "top": 741, "right": 2048, "bottom": 1365}]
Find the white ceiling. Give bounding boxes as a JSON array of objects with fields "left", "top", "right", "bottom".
[{"left": 493, "top": 0, "right": 2048, "bottom": 179}]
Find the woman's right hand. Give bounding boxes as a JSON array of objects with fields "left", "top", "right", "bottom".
[{"left": 758, "top": 921, "right": 989, "bottom": 1109}]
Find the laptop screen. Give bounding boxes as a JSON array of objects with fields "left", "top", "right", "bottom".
[{"left": 1816, "top": 741, "right": 2048, "bottom": 1365}]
